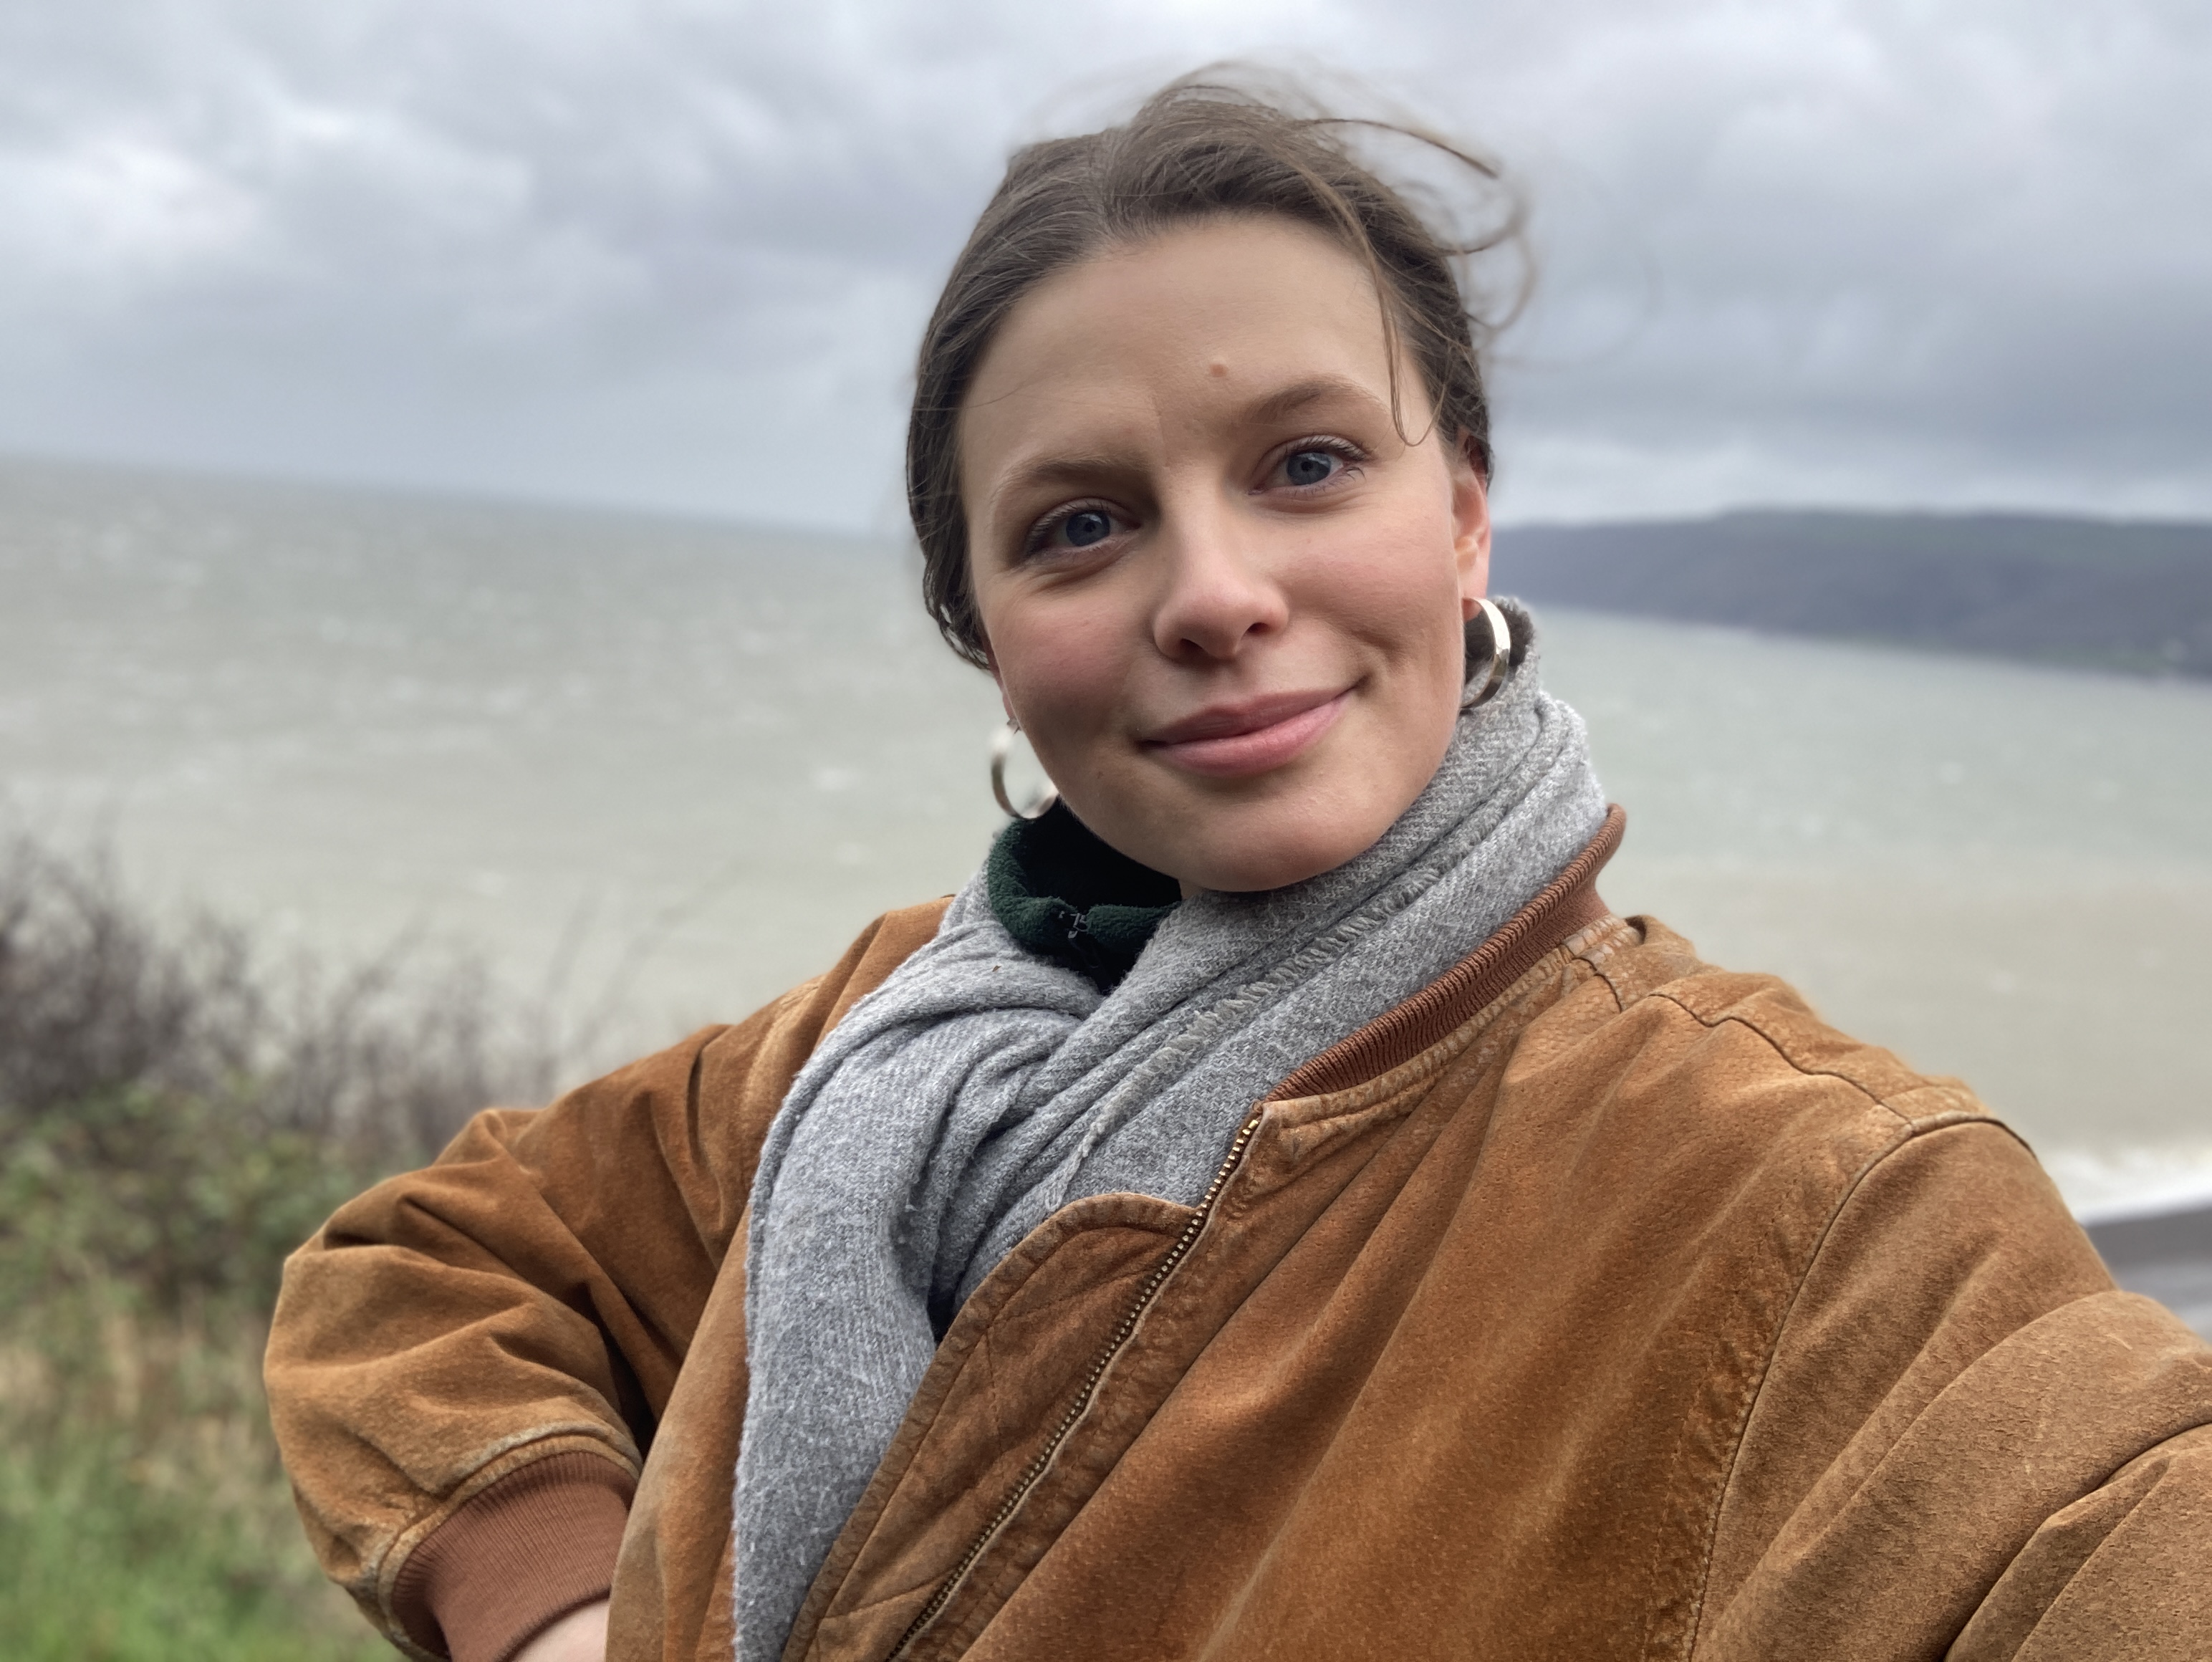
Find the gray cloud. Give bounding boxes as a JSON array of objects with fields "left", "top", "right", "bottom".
[{"left": 1, "top": 0, "right": 2207, "bottom": 528}]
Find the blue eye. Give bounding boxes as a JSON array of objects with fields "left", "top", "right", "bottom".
[
  {"left": 1062, "top": 509, "right": 1113, "bottom": 547},
  {"left": 1284, "top": 449, "right": 1339, "bottom": 487}
]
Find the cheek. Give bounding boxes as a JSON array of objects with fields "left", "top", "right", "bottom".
[
  {"left": 1305, "top": 500, "right": 1467, "bottom": 656},
  {"left": 987, "top": 592, "right": 1128, "bottom": 745}
]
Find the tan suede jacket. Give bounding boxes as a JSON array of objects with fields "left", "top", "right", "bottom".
[{"left": 266, "top": 814, "right": 2212, "bottom": 1662}]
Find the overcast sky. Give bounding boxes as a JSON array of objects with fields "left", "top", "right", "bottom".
[{"left": 3, "top": 0, "right": 2208, "bottom": 531}]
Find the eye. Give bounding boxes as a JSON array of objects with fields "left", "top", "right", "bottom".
[
  {"left": 1062, "top": 509, "right": 1113, "bottom": 547},
  {"left": 1266, "top": 438, "right": 1363, "bottom": 495},
  {"left": 1021, "top": 499, "right": 1128, "bottom": 560}
]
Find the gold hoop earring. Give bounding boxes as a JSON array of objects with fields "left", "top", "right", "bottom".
[
  {"left": 991, "top": 722, "right": 1059, "bottom": 820},
  {"left": 1462, "top": 597, "right": 1513, "bottom": 710}
]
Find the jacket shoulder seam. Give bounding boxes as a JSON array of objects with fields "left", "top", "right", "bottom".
[
  {"left": 1672, "top": 1109, "right": 1925, "bottom": 1655},
  {"left": 1577, "top": 925, "right": 1636, "bottom": 1014},
  {"left": 1673, "top": 1106, "right": 2033, "bottom": 1654},
  {"left": 1632, "top": 983, "right": 1970, "bottom": 1132},
  {"left": 1610, "top": 981, "right": 2002, "bottom": 1653}
]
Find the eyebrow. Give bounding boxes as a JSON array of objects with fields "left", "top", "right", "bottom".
[
  {"left": 1239, "top": 373, "right": 1385, "bottom": 427},
  {"left": 991, "top": 375, "right": 1387, "bottom": 500},
  {"left": 991, "top": 451, "right": 1133, "bottom": 508}
]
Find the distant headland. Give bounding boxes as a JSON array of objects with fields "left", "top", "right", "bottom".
[{"left": 1493, "top": 509, "right": 2212, "bottom": 678}]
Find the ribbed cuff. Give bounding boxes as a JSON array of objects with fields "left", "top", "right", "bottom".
[{"left": 392, "top": 1451, "right": 636, "bottom": 1662}]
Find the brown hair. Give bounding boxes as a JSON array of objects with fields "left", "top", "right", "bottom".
[{"left": 907, "top": 72, "right": 1524, "bottom": 670}]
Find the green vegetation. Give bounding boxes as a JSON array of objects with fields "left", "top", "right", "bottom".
[
  {"left": 0, "top": 837, "right": 554, "bottom": 1659},
  {"left": 0, "top": 1289, "right": 388, "bottom": 1661}
]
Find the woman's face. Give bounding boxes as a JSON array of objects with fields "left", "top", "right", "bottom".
[{"left": 961, "top": 216, "right": 1491, "bottom": 893}]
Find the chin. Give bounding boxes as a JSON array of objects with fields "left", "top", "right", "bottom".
[{"left": 1180, "top": 816, "right": 1385, "bottom": 895}]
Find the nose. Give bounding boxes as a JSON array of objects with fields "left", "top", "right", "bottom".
[{"left": 1148, "top": 496, "right": 1289, "bottom": 663}]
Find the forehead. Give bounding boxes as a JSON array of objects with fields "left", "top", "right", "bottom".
[{"left": 958, "top": 217, "right": 1394, "bottom": 496}]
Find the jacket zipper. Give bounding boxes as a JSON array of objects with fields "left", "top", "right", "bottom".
[{"left": 882, "top": 1105, "right": 1269, "bottom": 1661}]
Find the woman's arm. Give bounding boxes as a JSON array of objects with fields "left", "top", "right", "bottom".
[
  {"left": 264, "top": 901, "right": 949, "bottom": 1662},
  {"left": 267, "top": 1021, "right": 751, "bottom": 1660},
  {"left": 1697, "top": 1115, "right": 2212, "bottom": 1655},
  {"left": 514, "top": 1598, "right": 609, "bottom": 1662}
]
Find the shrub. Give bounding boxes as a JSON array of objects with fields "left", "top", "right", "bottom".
[
  {"left": 0, "top": 832, "right": 555, "bottom": 1312},
  {"left": 0, "top": 833, "right": 559, "bottom": 1657}
]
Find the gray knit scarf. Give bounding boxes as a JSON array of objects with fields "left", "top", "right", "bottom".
[{"left": 734, "top": 617, "right": 1605, "bottom": 1659}]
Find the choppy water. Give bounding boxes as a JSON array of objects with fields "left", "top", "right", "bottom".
[{"left": 5, "top": 458, "right": 2210, "bottom": 1208}]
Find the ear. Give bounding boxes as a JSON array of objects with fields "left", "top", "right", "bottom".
[{"left": 1449, "top": 431, "right": 1493, "bottom": 620}]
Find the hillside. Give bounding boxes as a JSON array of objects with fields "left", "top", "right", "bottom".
[{"left": 1491, "top": 509, "right": 2212, "bottom": 677}]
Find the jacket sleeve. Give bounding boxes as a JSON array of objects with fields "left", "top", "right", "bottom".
[
  {"left": 1697, "top": 1115, "right": 2212, "bottom": 1659},
  {"left": 264, "top": 901, "right": 948, "bottom": 1662}
]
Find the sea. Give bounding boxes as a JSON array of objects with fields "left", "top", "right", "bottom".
[{"left": 6, "top": 457, "right": 2211, "bottom": 1229}]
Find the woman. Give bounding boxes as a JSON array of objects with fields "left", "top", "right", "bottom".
[{"left": 266, "top": 80, "right": 2212, "bottom": 1662}]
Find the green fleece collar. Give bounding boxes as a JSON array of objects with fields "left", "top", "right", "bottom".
[{"left": 986, "top": 803, "right": 1180, "bottom": 991}]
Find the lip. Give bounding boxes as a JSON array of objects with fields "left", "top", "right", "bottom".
[{"left": 1141, "top": 686, "right": 1352, "bottom": 779}]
